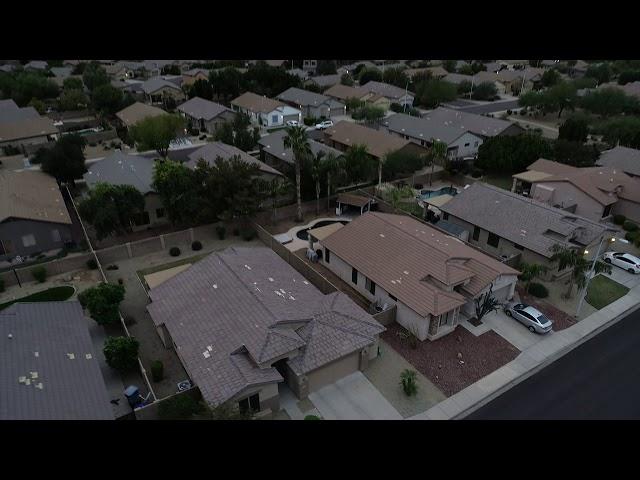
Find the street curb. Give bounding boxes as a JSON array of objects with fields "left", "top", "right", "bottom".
[{"left": 452, "top": 300, "right": 640, "bottom": 420}]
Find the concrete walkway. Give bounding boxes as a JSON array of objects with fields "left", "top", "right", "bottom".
[
  {"left": 309, "top": 372, "right": 402, "bottom": 420},
  {"left": 409, "top": 283, "right": 640, "bottom": 420}
]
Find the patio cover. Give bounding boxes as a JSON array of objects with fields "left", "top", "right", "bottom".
[
  {"left": 337, "top": 193, "right": 371, "bottom": 208},
  {"left": 512, "top": 170, "right": 553, "bottom": 183},
  {"left": 425, "top": 194, "right": 454, "bottom": 209}
]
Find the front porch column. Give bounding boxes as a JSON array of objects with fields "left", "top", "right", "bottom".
[
  {"left": 511, "top": 176, "right": 517, "bottom": 192},
  {"left": 428, "top": 315, "right": 439, "bottom": 336}
]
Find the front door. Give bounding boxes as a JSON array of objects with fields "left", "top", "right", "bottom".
[{"left": 239, "top": 393, "right": 260, "bottom": 414}]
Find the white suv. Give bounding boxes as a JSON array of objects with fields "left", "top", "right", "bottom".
[
  {"left": 315, "top": 120, "right": 334, "bottom": 130},
  {"left": 603, "top": 251, "right": 640, "bottom": 274}
]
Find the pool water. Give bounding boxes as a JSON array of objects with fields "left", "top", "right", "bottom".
[
  {"left": 418, "top": 186, "right": 458, "bottom": 201},
  {"left": 296, "top": 220, "right": 349, "bottom": 241}
]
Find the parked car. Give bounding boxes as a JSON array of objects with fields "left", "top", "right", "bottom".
[
  {"left": 286, "top": 120, "right": 300, "bottom": 127},
  {"left": 503, "top": 302, "right": 553, "bottom": 334},
  {"left": 603, "top": 251, "right": 640, "bottom": 274},
  {"left": 315, "top": 120, "right": 334, "bottom": 130}
]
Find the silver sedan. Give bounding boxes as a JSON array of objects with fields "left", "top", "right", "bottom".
[{"left": 503, "top": 302, "right": 553, "bottom": 334}]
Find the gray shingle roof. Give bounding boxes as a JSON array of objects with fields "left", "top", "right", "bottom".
[
  {"left": 421, "top": 107, "right": 517, "bottom": 138},
  {"left": 276, "top": 87, "right": 332, "bottom": 107},
  {"left": 0, "top": 302, "right": 113, "bottom": 420},
  {"left": 141, "top": 77, "right": 182, "bottom": 95},
  {"left": 439, "top": 182, "right": 613, "bottom": 258},
  {"left": 443, "top": 73, "right": 474, "bottom": 85},
  {"left": 0, "top": 100, "right": 39, "bottom": 125},
  {"left": 147, "top": 247, "right": 383, "bottom": 407},
  {"left": 258, "top": 129, "right": 343, "bottom": 165},
  {"left": 84, "top": 151, "right": 156, "bottom": 194},
  {"left": 597, "top": 146, "right": 640, "bottom": 177},
  {"left": 177, "top": 97, "right": 231, "bottom": 121},
  {"left": 308, "top": 74, "right": 341, "bottom": 88},
  {"left": 186, "top": 142, "right": 283, "bottom": 177},
  {"left": 359, "top": 81, "right": 414, "bottom": 100},
  {"left": 382, "top": 112, "right": 479, "bottom": 145},
  {"left": 50, "top": 67, "right": 72, "bottom": 78}
]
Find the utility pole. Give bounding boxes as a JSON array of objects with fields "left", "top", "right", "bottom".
[{"left": 575, "top": 235, "right": 614, "bottom": 318}]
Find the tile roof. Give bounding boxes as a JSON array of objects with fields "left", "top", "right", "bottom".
[
  {"left": 443, "top": 73, "right": 474, "bottom": 85},
  {"left": 115, "top": 102, "right": 167, "bottom": 127},
  {"left": 0, "top": 100, "right": 40, "bottom": 124},
  {"left": 177, "top": 97, "right": 231, "bottom": 121},
  {"left": 0, "top": 302, "right": 113, "bottom": 420},
  {"left": 325, "top": 120, "right": 413, "bottom": 160},
  {"left": 321, "top": 212, "right": 518, "bottom": 317},
  {"left": 276, "top": 87, "right": 334, "bottom": 107},
  {"left": 147, "top": 247, "right": 383, "bottom": 407},
  {"left": 258, "top": 129, "right": 342, "bottom": 166},
  {"left": 141, "top": 76, "right": 182, "bottom": 95},
  {"left": 0, "top": 170, "right": 72, "bottom": 224},
  {"left": 323, "top": 84, "right": 368, "bottom": 101},
  {"left": 0, "top": 116, "right": 58, "bottom": 142},
  {"left": 382, "top": 112, "right": 480, "bottom": 145},
  {"left": 359, "top": 81, "right": 413, "bottom": 100},
  {"left": 231, "top": 92, "right": 284, "bottom": 113},
  {"left": 439, "top": 182, "right": 613, "bottom": 258},
  {"left": 186, "top": 141, "right": 283, "bottom": 177},
  {"left": 308, "top": 74, "right": 341, "bottom": 88},
  {"left": 420, "top": 107, "right": 519, "bottom": 138},
  {"left": 84, "top": 151, "right": 156, "bottom": 194},
  {"left": 597, "top": 146, "right": 640, "bottom": 177}
]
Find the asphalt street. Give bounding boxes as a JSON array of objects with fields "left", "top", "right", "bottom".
[{"left": 467, "top": 306, "right": 640, "bottom": 420}]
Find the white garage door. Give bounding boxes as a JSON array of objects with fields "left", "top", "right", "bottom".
[
  {"left": 307, "top": 352, "right": 360, "bottom": 393},
  {"left": 493, "top": 283, "right": 512, "bottom": 303}
]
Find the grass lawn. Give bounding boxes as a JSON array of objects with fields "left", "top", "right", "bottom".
[
  {"left": 585, "top": 275, "right": 630, "bottom": 310},
  {"left": 482, "top": 174, "right": 513, "bottom": 191},
  {"left": 0, "top": 286, "right": 76, "bottom": 311}
]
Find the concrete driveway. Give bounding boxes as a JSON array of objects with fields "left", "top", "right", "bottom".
[
  {"left": 309, "top": 372, "right": 403, "bottom": 420},
  {"left": 481, "top": 309, "right": 549, "bottom": 351},
  {"left": 603, "top": 264, "right": 640, "bottom": 289}
]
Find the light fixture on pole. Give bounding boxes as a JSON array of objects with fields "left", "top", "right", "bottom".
[{"left": 575, "top": 235, "right": 615, "bottom": 318}]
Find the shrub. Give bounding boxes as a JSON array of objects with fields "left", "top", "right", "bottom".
[
  {"left": 169, "top": 247, "right": 181, "bottom": 257},
  {"left": 103, "top": 336, "right": 139, "bottom": 373},
  {"left": 241, "top": 227, "right": 255, "bottom": 241},
  {"left": 0, "top": 279, "right": 4, "bottom": 293},
  {"left": 158, "top": 394, "right": 202, "bottom": 420},
  {"left": 151, "top": 360, "right": 164, "bottom": 382},
  {"left": 623, "top": 220, "right": 638, "bottom": 232},
  {"left": 624, "top": 231, "right": 637, "bottom": 242},
  {"left": 400, "top": 369, "right": 418, "bottom": 396},
  {"left": 471, "top": 168, "right": 483, "bottom": 178},
  {"left": 304, "top": 415, "right": 320, "bottom": 420},
  {"left": 528, "top": 282, "right": 549, "bottom": 298},
  {"left": 81, "top": 282, "right": 126, "bottom": 325},
  {"left": 86, "top": 258, "right": 98, "bottom": 270},
  {"left": 31, "top": 266, "right": 47, "bottom": 283},
  {"left": 216, "top": 225, "right": 226, "bottom": 240},
  {"left": 303, "top": 117, "right": 315, "bottom": 126},
  {"left": 117, "top": 278, "right": 124, "bottom": 285},
  {"left": 191, "top": 240, "right": 202, "bottom": 251},
  {"left": 106, "top": 264, "right": 119, "bottom": 270},
  {"left": 507, "top": 109, "right": 512, "bottom": 115},
  {"left": 613, "top": 214, "right": 627, "bottom": 225},
  {"left": 232, "top": 227, "right": 240, "bottom": 236}
]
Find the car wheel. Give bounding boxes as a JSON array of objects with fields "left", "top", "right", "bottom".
[
  {"left": 528, "top": 326, "right": 536, "bottom": 333},
  {"left": 605, "top": 258, "right": 612, "bottom": 264},
  {"left": 505, "top": 310, "right": 512, "bottom": 317},
  {"left": 629, "top": 268, "right": 635, "bottom": 274}
]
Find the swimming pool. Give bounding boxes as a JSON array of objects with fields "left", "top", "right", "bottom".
[
  {"left": 418, "top": 186, "right": 458, "bottom": 201},
  {"left": 296, "top": 220, "right": 349, "bottom": 241}
]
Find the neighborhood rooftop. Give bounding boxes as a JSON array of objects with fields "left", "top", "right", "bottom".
[
  {"left": 325, "top": 120, "right": 412, "bottom": 159},
  {"left": 258, "top": 129, "right": 342, "bottom": 165},
  {"left": 359, "top": 81, "right": 414, "bottom": 99},
  {"left": 321, "top": 212, "right": 518, "bottom": 318},
  {"left": 382, "top": 112, "right": 477, "bottom": 144},
  {"left": 0, "top": 302, "right": 113, "bottom": 420},
  {"left": 146, "top": 247, "right": 384, "bottom": 407},
  {"left": 276, "top": 87, "right": 334, "bottom": 107},
  {"left": 177, "top": 97, "right": 231, "bottom": 121},
  {"left": 439, "top": 182, "right": 613, "bottom": 258},
  {"left": 231, "top": 92, "right": 284, "bottom": 113},
  {"left": 597, "top": 146, "right": 640, "bottom": 177},
  {"left": 186, "top": 141, "right": 283, "bottom": 176},
  {"left": 84, "top": 151, "right": 156, "bottom": 195},
  {"left": 116, "top": 102, "right": 167, "bottom": 127},
  {"left": 420, "top": 107, "right": 519, "bottom": 137}
]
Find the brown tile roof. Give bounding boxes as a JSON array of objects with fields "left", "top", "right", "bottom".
[
  {"left": 0, "top": 116, "right": 58, "bottom": 142},
  {"left": 324, "top": 84, "right": 368, "bottom": 101},
  {"left": 115, "top": 102, "right": 167, "bottom": 127},
  {"left": 325, "top": 121, "right": 412, "bottom": 160},
  {"left": 527, "top": 158, "right": 578, "bottom": 176},
  {"left": 0, "top": 170, "right": 72, "bottom": 224},
  {"left": 337, "top": 193, "right": 372, "bottom": 208},
  {"left": 321, "top": 212, "right": 518, "bottom": 318},
  {"left": 231, "top": 92, "right": 284, "bottom": 114}
]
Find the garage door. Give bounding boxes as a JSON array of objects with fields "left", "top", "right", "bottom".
[
  {"left": 492, "top": 283, "right": 512, "bottom": 303},
  {"left": 307, "top": 351, "right": 360, "bottom": 393}
]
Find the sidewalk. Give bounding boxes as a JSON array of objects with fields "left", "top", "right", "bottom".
[{"left": 409, "top": 283, "right": 640, "bottom": 420}]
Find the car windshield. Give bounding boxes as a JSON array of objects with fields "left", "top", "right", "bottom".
[
  {"left": 536, "top": 314, "right": 551, "bottom": 325},
  {"left": 513, "top": 303, "right": 527, "bottom": 310}
]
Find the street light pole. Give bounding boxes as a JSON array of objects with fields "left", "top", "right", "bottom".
[{"left": 575, "top": 235, "right": 614, "bottom": 318}]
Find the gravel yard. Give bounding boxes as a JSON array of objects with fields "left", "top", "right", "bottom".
[{"left": 382, "top": 323, "right": 520, "bottom": 397}]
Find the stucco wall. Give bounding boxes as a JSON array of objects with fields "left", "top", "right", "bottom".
[
  {"left": 0, "top": 219, "right": 73, "bottom": 261},
  {"left": 532, "top": 182, "right": 606, "bottom": 221},
  {"left": 613, "top": 198, "right": 640, "bottom": 224}
]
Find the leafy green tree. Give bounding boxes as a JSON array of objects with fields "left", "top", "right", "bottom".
[
  {"left": 551, "top": 140, "right": 599, "bottom": 167},
  {"left": 213, "top": 121, "right": 235, "bottom": 144},
  {"left": 206, "top": 402, "right": 253, "bottom": 420},
  {"left": 161, "top": 64, "right": 181, "bottom": 75},
  {"left": 343, "top": 144, "right": 376, "bottom": 184},
  {"left": 316, "top": 60, "right": 337, "bottom": 75},
  {"left": 471, "top": 81, "right": 498, "bottom": 100},
  {"left": 321, "top": 152, "right": 345, "bottom": 211},
  {"left": 585, "top": 63, "right": 611, "bottom": 84},
  {"left": 382, "top": 67, "right": 409, "bottom": 88},
  {"left": 414, "top": 79, "right": 457, "bottom": 108},
  {"left": 340, "top": 73, "right": 354, "bottom": 86},
  {"left": 129, "top": 114, "right": 185, "bottom": 158},
  {"left": 188, "top": 79, "right": 213, "bottom": 100},
  {"left": 580, "top": 87, "right": 640, "bottom": 117},
  {"left": 476, "top": 133, "right": 553, "bottom": 173},
  {"left": 549, "top": 244, "right": 612, "bottom": 298},
  {"left": 382, "top": 150, "right": 426, "bottom": 181},
  {"left": 284, "top": 126, "right": 313, "bottom": 222},
  {"left": 593, "top": 116, "right": 640, "bottom": 148},
  {"left": 559, "top": 115, "right": 590, "bottom": 142},
  {"left": 158, "top": 395, "right": 204, "bottom": 420},
  {"left": 358, "top": 67, "right": 382, "bottom": 85},
  {"left": 617, "top": 70, "right": 640, "bottom": 85},
  {"left": 540, "top": 69, "right": 561, "bottom": 88},
  {"left": 442, "top": 60, "right": 457, "bottom": 72},
  {"left": 351, "top": 104, "right": 385, "bottom": 123},
  {"left": 518, "top": 262, "right": 548, "bottom": 293},
  {"left": 103, "top": 336, "right": 139, "bottom": 373},
  {"left": 28, "top": 97, "right": 46, "bottom": 114},
  {"left": 152, "top": 159, "right": 201, "bottom": 225},
  {"left": 457, "top": 80, "right": 472, "bottom": 95},
  {"left": 72, "top": 62, "right": 87, "bottom": 75},
  {"left": 209, "top": 67, "right": 243, "bottom": 102},
  {"left": 91, "top": 83, "right": 124, "bottom": 115},
  {"left": 261, "top": 177, "right": 292, "bottom": 225},
  {"left": 0, "top": 71, "right": 59, "bottom": 105},
  {"left": 78, "top": 183, "right": 145, "bottom": 239},
  {"left": 571, "top": 77, "right": 597, "bottom": 90},
  {"left": 82, "top": 61, "right": 109, "bottom": 91},
  {"left": 430, "top": 139, "right": 447, "bottom": 185},
  {"left": 59, "top": 89, "right": 89, "bottom": 111},
  {"left": 457, "top": 63, "right": 474, "bottom": 75},
  {"left": 241, "top": 62, "right": 301, "bottom": 98},
  {"left": 518, "top": 81, "right": 578, "bottom": 118},
  {"left": 63, "top": 77, "right": 84, "bottom": 90},
  {"left": 36, "top": 134, "right": 87, "bottom": 183},
  {"left": 345, "top": 97, "right": 365, "bottom": 112},
  {"left": 80, "top": 283, "right": 126, "bottom": 325}
]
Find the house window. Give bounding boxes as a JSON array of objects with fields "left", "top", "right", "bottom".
[
  {"left": 22, "top": 234, "right": 36, "bottom": 247},
  {"left": 389, "top": 294, "right": 397, "bottom": 302},
  {"left": 442, "top": 212, "right": 449, "bottom": 220},
  {"left": 0, "top": 240, "right": 5, "bottom": 255},
  {"left": 51, "top": 229, "right": 61, "bottom": 243},
  {"left": 325, "top": 248, "right": 331, "bottom": 264},
  {"left": 365, "top": 277, "right": 376, "bottom": 295},
  {"left": 602, "top": 204, "right": 612, "bottom": 218},
  {"left": 514, "top": 243, "right": 524, "bottom": 251},
  {"left": 487, "top": 232, "right": 500, "bottom": 248},
  {"left": 238, "top": 393, "right": 260, "bottom": 414},
  {"left": 472, "top": 226, "right": 481, "bottom": 241},
  {"left": 352, "top": 267, "right": 358, "bottom": 285},
  {"left": 474, "top": 141, "right": 479, "bottom": 147},
  {"left": 272, "top": 115, "right": 278, "bottom": 124},
  {"left": 133, "top": 211, "right": 151, "bottom": 226},
  {"left": 464, "top": 143, "right": 470, "bottom": 147},
  {"left": 156, "top": 208, "right": 165, "bottom": 219}
]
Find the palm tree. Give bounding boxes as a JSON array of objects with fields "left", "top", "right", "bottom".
[
  {"left": 283, "top": 126, "right": 312, "bottom": 222},
  {"left": 519, "top": 262, "right": 549, "bottom": 293},
  {"left": 321, "top": 152, "right": 344, "bottom": 212},
  {"left": 549, "top": 244, "right": 612, "bottom": 299},
  {"left": 429, "top": 139, "right": 448, "bottom": 186},
  {"left": 311, "top": 151, "right": 324, "bottom": 216},
  {"left": 263, "top": 177, "right": 292, "bottom": 225},
  {"left": 343, "top": 144, "right": 373, "bottom": 185}
]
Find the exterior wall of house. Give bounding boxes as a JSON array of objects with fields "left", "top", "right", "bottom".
[
  {"left": 497, "top": 123, "right": 526, "bottom": 137},
  {"left": 130, "top": 193, "right": 169, "bottom": 232},
  {"left": 613, "top": 198, "right": 640, "bottom": 224},
  {"left": 0, "top": 134, "right": 52, "bottom": 150},
  {"left": 260, "top": 108, "right": 286, "bottom": 127},
  {"left": 182, "top": 72, "right": 208, "bottom": 86},
  {"left": 396, "top": 94, "right": 414, "bottom": 107},
  {"left": 232, "top": 105, "right": 261, "bottom": 125},
  {"left": 230, "top": 381, "right": 281, "bottom": 413},
  {"left": 306, "top": 351, "right": 361, "bottom": 393},
  {"left": 531, "top": 182, "right": 607, "bottom": 221},
  {"left": 0, "top": 219, "right": 73, "bottom": 261},
  {"left": 447, "top": 133, "right": 483, "bottom": 159},
  {"left": 367, "top": 97, "right": 391, "bottom": 111},
  {"left": 147, "top": 86, "right": 185, "bottom": 104}
]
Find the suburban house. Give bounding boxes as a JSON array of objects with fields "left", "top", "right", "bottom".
[
  {"left": 0, "top": 99, "right": 58, "bottom": 154},
  {"left": 24, "top": 60, "right": 48, "bottom": 72},
  {"left": 185, "top": 142, "right": 284, "bottom": 180},
  {"left": 146, "top": 246, "right": 384, "bottom": 414},
  {"left": 177, "top": 97, "right": 236, "bottom": 134},
  {"left": 302, "top": 60, "right": 317, "bottom": 73},
  {"left": 472, "top": 71, "right": 507, "bottom": 96},
  {"left": 438, "top": 182, "right": 615, "bottom": 279},
  {"left": 443, "top": 73, "right": 474, "bottom": 86},
  {"left": 601, "top": 81, "right": 640, "bottom": 100},
  {"left": 231, "top": 92, "right": 301, "bottom": 128},
  {"left": 181, "top": 68, "right": 209, "bottom": 86},
  {"left": 305, "top": 74, "right": 341, "bottom": 90},
  {"left": 337, "top": 61, "right": 376, "bottom": 76},
  {"left": 318, "top": 212, "right": 519, "bottom": 341},
  {"left": 258, "top": 129, "right": 343, "bottom": 174},
  {"left": 276, "top": 87, "right": 346, "bottom": 119},
  {"left": 494, "top": 67, "right": 545, "bottom": 94},
  {"left": 405, "top": 66, "right": 448, "bottom": 79},
  {"left": 419, "top": 107, "right": 524, "bottom": 139},
  {"left": 381, "top": 113, "right": 484, "bottom": 159},
  {"left": 597, "top": 146, "right": 640, "bottom": 178},
  {"left": 323, "top": 84, "right": 370, "bottom": 104},
  {"left": 115, "top": 102, "right": 167, "bottom": 129},
  {"left": 0, "top": 169, "right": 73, "bottom": 262},
  {"left": 358, "top": 81, "right": 414, "bottom": 107},
  {"left": 106, "top": 61, "right": 142, "bottom": 81},
  {"left": 0, "top": 302, "right": 114, "bottom": 420},
  {"left": 324, "top": 120, "right": 428, "bottom": 161},
  {"left": 141, "top": 77, "right": 185, "bottom": 105},
  {"left": 512, "top": 158, "right": 640, "bottom": 223},
  {"left": 83, "top": 151, "right": 169, "bottom": 231}
]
